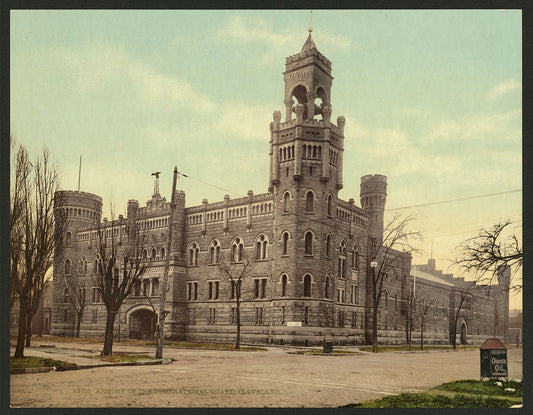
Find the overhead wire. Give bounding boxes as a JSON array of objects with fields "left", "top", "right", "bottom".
[{"left": 174, "top": 169, "right": 521, "bottom": 241}]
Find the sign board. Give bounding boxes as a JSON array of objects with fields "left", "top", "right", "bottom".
[
  {"left": 286, "top": 321, "right": 302, "bottom": 327},
  {"left": 481, "top": 349, "right": 508, "bottom": 378},
  {"left": 480, "top": 338, "right": 508, "bottom": 379}
]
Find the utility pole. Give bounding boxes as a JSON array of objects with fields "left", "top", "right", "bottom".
[{"left": 155, "top": 167, "right": 178, "bottom": 359}]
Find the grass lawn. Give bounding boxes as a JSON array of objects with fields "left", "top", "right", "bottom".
[
  {"left": 14, "top": 335, "right": 266, "bottom": 352},
  {"left": 11, "top": 356, "right": 76, "bottom": 369},
  {"left": 341, "top": 379, "right": 522, "bottom": 408},
  {"left": 358, "top": 345, "right": 480, "bottom": 352},
  {"left": 434, "top": 379, "right": 522, "bottom": 397},
  {"left": 84, "top": 353, "right": 159, "bottom": 363},
  {"left": 292, "top": 349, "right": 362, "bottom": 356}
]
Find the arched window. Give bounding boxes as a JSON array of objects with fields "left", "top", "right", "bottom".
[
  {"left": 64, "top": 259, "right": 71, "bottom": 275},
  {"left": 151, "top": 248, "right": 157, "bottom": 260},
  {"left": 282, "top": 232, "right": 289, "bottom": 255},
  {"left": 327, "top": 195, "right": 333, "bottom": 217},
  {"left": 283, "top": 192, "right": 290, "bottom": 213},
  {"left": 209, "top": 240, "right": 220, "bottom": 264},
  {"left": 142, "top": 249, "right": 148, "bottom": 260},
  {"left": 93, "top": 255, "right": 100, "bottom": 273},
  {"left": 385, "top": 291, "right": 389, "bottom": 308},
  {"left": 160, "top": 247, "right": 166, "bottom": 260},
  {"left": 325, "top": 275, "right": 331, "bottom": 299},
  {"left": 231, "top": 237, "right": 244, "bottom": 262},
  {"left": 352, "top": 246, "right": 359, "bottom": 269},
  {"left": 305, "top": 191, "right": 314, "bottom": 213},
  {"left": 304, "top": 231, "right": 313, "bottom": 255},
  {"left": 394, "top": 293, "right": 398, "bottom": 309},
  {"left": 338, "top": 241, "right": 347, "bottom": 278},
  {"left": 255, "top": 234, "right": 268, "bottom": 260},
  {"left": 83, "top": 258, "right": 87, "bottom": 274},
  {"left": 188, "top": 242, "right": 199, "bottom": 266},
  {"left": 281, "top": 274, "right": 288, "bottom": 297},
  {"left": 63, "top": 287, "right": 69, "bottom": 302},
  {"left": 326, "top": 234, "right": 332, "bottom": 257},
  {"left": 303, "top": 274, "right": 312, "bottom": 297},
  {"left": 65, "top": 232, "right": 72, "bottom": 247}
]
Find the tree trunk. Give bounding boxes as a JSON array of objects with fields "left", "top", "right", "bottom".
[
  {"left": 155, "top": 321, "right": 164, "bottom": 359},
  {"left": 236, "top": 298, "right": 241, "bottom": 350},
  {"left": 25, "top": 312, "right": 32, "bottom": 347},
  {"left": 101, "top": 310, "right": 117, "bottom": 356},
  {"left": 408, "top": 305, "right": 413, "bottom": 350},
  {"left": 75, "top": 311, "right": 82, "bottom": 338},
  {"left": 38, "top": 307, "right": 44, "bottom": 337},
  {"left": 372, "top": 303, "right": 378, "bottom": 352},
  {"left": 451, "top": 317, "right": 457, "bottom": 350},
  {"left": 420, "top": 319, "right": 424, "bottom": 350},
  {"left": 14, "top": 301, "right": 28, "bottom": 358}
]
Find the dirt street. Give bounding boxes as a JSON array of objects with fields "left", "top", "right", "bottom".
[{"left": 10, "top": 346, "right": 523, "bottom": 408}]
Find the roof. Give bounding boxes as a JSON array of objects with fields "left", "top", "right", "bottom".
[
  {"left": 301, "top": 33, "right": 317, "bottom": 53},
  {"left": 412, "top": 267, "right": 455, "bottom": 287},
  {"left": 480, "top": 338, "right": 506, "bottom": 350}
]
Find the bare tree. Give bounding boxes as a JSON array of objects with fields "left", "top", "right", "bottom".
[
  {"left": 94, "top": 218, "right": 149, "bottom": 356},
  {"left": 362, "top": 214, "right": 422, "bottom": 352},
  {"left": 218, "top": 255, "right": 252, "bottom": 350},
  {"left": 449, "top": 284, "right": 473, "bottom": 350},
  {"left": 11, "top": 143, "right": 62, "bottom": 358},
  {"left": 10, "top": 139, "right": 25, "bottom": 310},
  {"left": 414, "top": 298, "right": 431, "bottom": 350},
  {"left": 63, "top": 266, "right": 88, "bottom": 337},
  {"left": 401, "top": 288, "right": 415, "bottom": 350},
  {"left": 455, "top": 221, "right": 522, "bottom": 291}
]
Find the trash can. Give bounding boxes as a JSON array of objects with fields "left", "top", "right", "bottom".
[{"left": 323, "top": 340, "right": 333, "bottom": 354}]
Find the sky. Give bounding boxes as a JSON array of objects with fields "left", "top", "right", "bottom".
[{"left": 10, "top": 10, "right": 522, "bottom": 308}]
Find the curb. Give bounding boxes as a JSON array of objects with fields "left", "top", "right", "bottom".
[
  {"left": 10, "top": 358, "right": 172, "bottom": 374},
  {"left": 10, "top": 367, "right": 56, "bottom": 374}
]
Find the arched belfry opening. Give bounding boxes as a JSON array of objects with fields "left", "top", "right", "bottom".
[
  {"left": 289, "top": 85, "right": 309, "bottom": 120},
  {"left": 313, "top": 87, "right": 328, "bottom": 120}
]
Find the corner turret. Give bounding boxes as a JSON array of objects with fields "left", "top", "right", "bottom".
[{"left": 360, "top": 174, "right": 387, "bottom": 240}]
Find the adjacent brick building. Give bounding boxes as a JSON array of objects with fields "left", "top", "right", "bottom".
[{"left": 50, "top": 31, "right": 509, "bottom": 346}]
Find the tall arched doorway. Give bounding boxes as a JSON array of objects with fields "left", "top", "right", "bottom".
[
  {"left": 460, "top": 322, "right": 468, "bottom": 345},
  {"left": 129, "top": 309, "right": 156, "bottom": 340}
]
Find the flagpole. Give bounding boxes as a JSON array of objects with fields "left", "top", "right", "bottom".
[{"left": 78, "top": 155, "right": 82, "bottom": 192}]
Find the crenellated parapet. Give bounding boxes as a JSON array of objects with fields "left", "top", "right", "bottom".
[
  {"left": 286, "top": 49, "right": 331, "bottom": 70},
  {"left": 54, "top": 190, "right": 103, "bottom": 225}
]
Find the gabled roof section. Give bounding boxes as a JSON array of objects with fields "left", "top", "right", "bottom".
[
  {"left": 480, "top": 338, "right": 506, "bottom": 350},
  {"left": 412, "top": 266, "right": 455, "bottom": 287}
]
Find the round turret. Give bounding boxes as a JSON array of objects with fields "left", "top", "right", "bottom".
[
  {"left": 54, "top": 190, "right": 103, "bottom": 227},
  {"left": 360, "top": 174, "right": 387, "bottom": 209},
  {"left": 360, "top": 174, "right": 387, "bottom": 239}
]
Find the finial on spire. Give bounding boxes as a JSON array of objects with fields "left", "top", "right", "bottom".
[{"left": 308, "top": 10, "right": 313, "bottom": 32}]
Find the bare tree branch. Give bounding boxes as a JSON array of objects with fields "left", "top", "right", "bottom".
[{"left": 455, "top": 221, "right": 522, "bottom": 291}]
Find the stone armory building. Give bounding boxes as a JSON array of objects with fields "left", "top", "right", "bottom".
[{"left": 50, "top": 32, "right": 509, "bottom": 346}]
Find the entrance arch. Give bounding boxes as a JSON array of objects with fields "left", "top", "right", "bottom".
[
  {"left": 460, "top": 322, "right": 468, "bottom": 345},
  {"left": 129, "top": 308, "right": 156, "bottom": 340}
]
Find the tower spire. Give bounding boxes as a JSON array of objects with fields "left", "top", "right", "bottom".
[{"left": 308, "top": 10, "right": 313, "bottom": 33}]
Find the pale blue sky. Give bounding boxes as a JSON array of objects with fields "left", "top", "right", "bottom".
[{"left": 11, "top": 10, "right": 522, "bottom": 307}]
